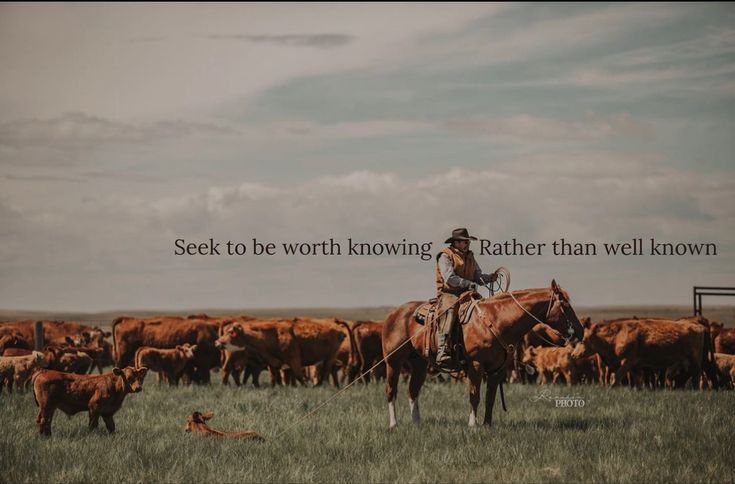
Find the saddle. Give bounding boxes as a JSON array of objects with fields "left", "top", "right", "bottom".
[{"left": 413, "top": 291, "right": 481, "bottom": 370}]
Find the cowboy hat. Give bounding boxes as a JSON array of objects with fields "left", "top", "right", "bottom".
[{"left": 444, "top": 228, "right": 478, "bottom": 244}]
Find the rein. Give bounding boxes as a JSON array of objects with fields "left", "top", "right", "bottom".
[{"left": 506, "top": 289, "right": 575, "bottom": 348}]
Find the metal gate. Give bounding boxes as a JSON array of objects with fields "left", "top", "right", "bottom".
[{"left": 693, "top": 286, "right": 735, "bottom": 316}]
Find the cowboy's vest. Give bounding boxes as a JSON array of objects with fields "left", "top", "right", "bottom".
[{"left": 435, "top": 246, "right": 478, "bottom": 296}]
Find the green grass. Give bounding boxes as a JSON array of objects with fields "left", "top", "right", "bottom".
[{"left": 1, "top": 380, "right": 733, "bottom": 483}]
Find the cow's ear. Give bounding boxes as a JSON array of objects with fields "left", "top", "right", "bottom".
[
  {"left": 65, "top": 336, "right": 74, "bottom": 345},
  {"left": 113, "top": 367, "right": 123, "bottom": 376},
  {"left": 202, "top": 412, "right": 214, "bottom": 421},
  {"left": 82, "top": 331, "right": 90, "bottom": 340},
  {"left": 137, "top": 367, "right": 149, "bottom": 379}
]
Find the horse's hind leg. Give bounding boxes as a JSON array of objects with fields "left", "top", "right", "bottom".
[
  {"left": 407, "top": 359, "right": 427, "bottom": 425},
  {"left": 385, "top": 358, "right": 402, "bottom": 429}
]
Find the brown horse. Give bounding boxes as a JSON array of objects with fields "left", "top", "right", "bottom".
[{"left": 381, "top": 280, "right": 584, "bottom": 428}]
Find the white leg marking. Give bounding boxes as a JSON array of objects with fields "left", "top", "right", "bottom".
[
  {"left": 409, "top": 398, "right": 421, "bottom": 425},
  {"left": 468, "top": 408, "right": 477, "bottom": 427},
  {"left": 388, "top": 398, "right": 397, "bottom": 429}
]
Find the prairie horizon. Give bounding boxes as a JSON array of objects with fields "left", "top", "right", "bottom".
[{"left": 1, "top": 304, "right": 734, "bottom": 327}]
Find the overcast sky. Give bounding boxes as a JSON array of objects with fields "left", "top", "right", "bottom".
[{"left": 1, "top": 3, "right": 734, "bottom": 311}]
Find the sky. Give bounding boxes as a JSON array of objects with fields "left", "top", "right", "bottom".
[{"left": 1, "top": 2, "right": 734, "bottom": 311}]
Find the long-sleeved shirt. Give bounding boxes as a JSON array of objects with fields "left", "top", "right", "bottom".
[{"left": 437, "top": 252, "right": 494, "bottom": 290}]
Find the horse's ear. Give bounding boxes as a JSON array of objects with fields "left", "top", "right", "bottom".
[{"left": 551, "top": 279, "right": 559, "bottom": 292}]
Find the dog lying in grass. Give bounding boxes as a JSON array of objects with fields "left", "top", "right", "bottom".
[{"left": 185, "top": 411, "right": 264, "bottom": 441}]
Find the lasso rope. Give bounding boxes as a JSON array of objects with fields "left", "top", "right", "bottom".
[
  {"left": 271, "top": 267, "right": 522, "bottom": 438},
  {"left": 271, "top": 323, "right": 429, "bottom": 439}
]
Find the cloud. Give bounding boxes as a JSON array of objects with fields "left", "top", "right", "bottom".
[
  {"left": 0, "top": 4, "right": 503, "bottom": 119},
  {"left": 127, "top": 36, "right": 166, "bottom": 43},
  {"left": 273, "top": 119, "right": 436, "bottom": 140},
  {"left": 409, "top": 3, "right": 692, "bottom": 71},
  {"left": 1, "top": 174, "right": 86, "bottom": 183},
  {"left": 0, "top": 113, "right": 240, "bottom": 166},
  {"left": 95, "top": 155, "right": 733, "bottom": 246},
  {"left": 201, "top": 33, "right": 354, "bottom": 49},
  {"left": 444, "top": 113, "right": 654, "bottom": 143},
  {"left": 0, "top": 112, "right": 238, "bottom": 150}
]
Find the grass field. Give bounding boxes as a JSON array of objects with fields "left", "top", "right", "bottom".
[{"left": 1, "top": 379, "right": 733, "bottom": 483}]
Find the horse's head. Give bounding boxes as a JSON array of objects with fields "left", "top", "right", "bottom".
[{"left": 545, "top": 279, "right": 584, "bottom": 344}]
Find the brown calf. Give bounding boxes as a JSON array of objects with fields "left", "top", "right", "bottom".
[
  {"left": 0, "top": 351, "right": 46, "bottom": 393},
  {"left": 134, "top": 344, "right": 197, "bottom": 386},
  {"left": 711, "top": 322, "right": 735, "bottom": 355},
  {"left": 522, "top": 346, "right": 577, "bottom": 386},
  {"left": 45, "top": 348, "right": 95, "bottom": 374},
  {"left": 185, "top": 411, "right": 264, "bottom": 441},
  {"left": 713, "top": 353, "right": 735, "bottom": 389},
  {"left": 32, "top": 366, "right": 148, "bottom": 436}
]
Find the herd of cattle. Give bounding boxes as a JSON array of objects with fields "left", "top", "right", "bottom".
[
  {"left": 0, "top": 313, "right": 734, "bottom": 435},
  {"left": 518, "top": 316, "right": 735, "bottom": 390}
]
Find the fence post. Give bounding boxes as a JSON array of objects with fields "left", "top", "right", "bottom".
[
  {"left": 693, "top": 286, "right": 697, "bottom": 315},
  {"left": 34, "top": 320, "right": 44, "bottom": 351}
]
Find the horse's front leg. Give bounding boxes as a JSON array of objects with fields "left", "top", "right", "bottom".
[
  {"left": 467, "top": 363, "right": 482, "bottom": 427},
  {"left": 484, "top": 374, "right": 500, "bottom": 427}
]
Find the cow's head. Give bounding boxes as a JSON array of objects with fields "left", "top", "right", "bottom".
[
  {"left": 571, "top": 327, "right": 595, "bottom": 359},
  {"left": 87, "top": 327, "right": 111, "bottom": 347},
  {"left": 215, "top": 324, "right": 245, "bottom": 351},
  {"left": 44, "top": 347, "right": 64, "bottom": 365},
  {"left": 177, "top": 344, "right": 198, "bottom": 360},
  {"left": 113, "top": 366, "right": 148, "bottom": 393},
  {"left": 521, "top": 346, "right": 536, "bottom": 365},
  {"left": 64, "top": 332, "right": 90, "bottom": 347},
  {"left": 545, "top": 280, "right": 585, "bottom": 344},
  {"left": 185, "top": 411, "right": 214, "bottom": 432},
  {"left": 520, "top": 346, "right": 537, "bottom": 376}
]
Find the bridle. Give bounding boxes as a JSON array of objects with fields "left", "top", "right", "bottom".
[{"left": 507, "top": 288, "right": 578, "bottom": 347}]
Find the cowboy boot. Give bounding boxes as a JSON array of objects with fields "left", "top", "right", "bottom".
[
  {"left": 436, "top": 334, "right": 451, "bottom": 365},
  {"left": 435, "top": 309, "right": 455, "bottom": 366}
]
